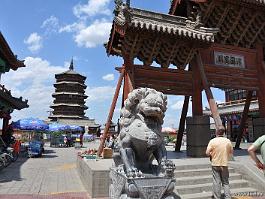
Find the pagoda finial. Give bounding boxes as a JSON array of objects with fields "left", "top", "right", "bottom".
[
  {"left": 126, "top": 0, "right": 130, "bottom": 7},
  {"left": 69, "top": 57, "right": 74, "bottom": 70}
]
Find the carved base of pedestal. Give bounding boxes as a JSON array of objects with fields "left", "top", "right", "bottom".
[{"left": 109, "top": 168, "right": 180, "bottom": 199}]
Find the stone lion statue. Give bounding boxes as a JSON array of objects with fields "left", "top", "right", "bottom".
[{"left": 113, "top": 88, "right": 175, "bottom": 177}]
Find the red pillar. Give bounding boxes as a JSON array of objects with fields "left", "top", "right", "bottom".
[
  {"left": 235, "top": 91, "right": 253, "bottom": 149},
  {"left": 122, "top": 56, "right": 134, "bottom": 105},
  {"left": 256, "top": 44, "right": 265, "bottom": 117},
  {"left": 191, "top": 58, "right": 203, "bottom": 116}
]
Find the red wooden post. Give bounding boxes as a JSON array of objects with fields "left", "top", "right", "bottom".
[
  {"left": 97, "top": 68, "right": 125, "bottom": 157},
  {"left": 175, "top": 96, "right": 190, "bottom": 151},
  {"left": 191, "top": 58, "right": 203, "bottom": 116},
  {"left": 256, "top": 44, "right": 265, "bottom": 117},
  {"left": 122, "top": 56, "right": 134, "bottom": 103},
  {"left": 196, "top": 52, "right": 224, "bottom": 131},
  {"left": 235, "top": 91, "right": 253, "bottom": 149}
]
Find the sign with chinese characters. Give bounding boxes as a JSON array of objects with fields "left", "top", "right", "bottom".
[{"left": 214, "top": 52, "right": 245, "bottom": 68}]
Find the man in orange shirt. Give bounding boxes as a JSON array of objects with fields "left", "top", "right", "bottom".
[{"left": 206, "top": 128, "right": 233, "bottom": 199}]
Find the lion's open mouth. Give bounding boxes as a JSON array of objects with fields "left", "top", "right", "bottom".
[{"left": 140, "top": 111, "right": 162, "bottom": 124}]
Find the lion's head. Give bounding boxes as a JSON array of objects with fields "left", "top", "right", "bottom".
[{"left": 119, "top": 88, "right": 167, "bottom": 129}]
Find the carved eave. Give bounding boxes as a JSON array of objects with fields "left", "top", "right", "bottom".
[
  {"left": 106, "top": 6, "right": 217, "bottom": 68},
  {"left": 0, "top": 32, "right": 25, "bottom": 70},
  {"left": 54, "top": 81, "right": 87, "bottom": 88},
  {"left": 50, "top": 103, "right": 88, "bottom": 109},
  {"left": 49, "top": 115, "right": 87, "bottom": 119},
  {"left": 0, "top": 85, "right": 28, "bottom": 110},
  {"left": 170, "top": 0, "right": 265, "bottom": 52},
  {"left": 55, "top": 70, "right": 86, "bottom": 80},
  {"left": 52, "top": 92, "right": 88, "bottom": 98}
]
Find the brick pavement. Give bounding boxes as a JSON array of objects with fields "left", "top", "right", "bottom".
[
  {"left": 0, "top": 193, "right": 109, "bottom": 199},
  {"left": 0, "top": 144, "right": 86, "bottom": 198}
]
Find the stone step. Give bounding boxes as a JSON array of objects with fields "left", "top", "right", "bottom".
[
  {"left": 179, "top": 187, "right": 258, "bottom": 199},
  {"left": 175, "top": 179, "right": 249, "bottom": 195},
  {"left": 175, "top": 173, "right": 242, "bottom": 186},
  {"left": 175, "top": 168, "right": 235, "bottom": 178},
  {"left": 174, "top": 164, "right": 211, "bottom": 171}
]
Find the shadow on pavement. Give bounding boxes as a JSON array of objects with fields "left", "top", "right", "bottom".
[
  {"left": 43, "top": 149, "right": 56, "bottom": 154},
  {"left": 0, "top": 156, "right": 28, "bottom": 183},
  {"left": 41, "top": 154, "right": 57, "bottom": 158},
  {"left": 233, "top": 148, "right": 249, "bottom": 157}
]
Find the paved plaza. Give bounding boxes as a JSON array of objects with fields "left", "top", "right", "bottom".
[
  {"left": 0, "top": 141, "right": 264, "bottom": 199},
  {"left": 0, "top": 144, "right": 88, "bottom": 199}
]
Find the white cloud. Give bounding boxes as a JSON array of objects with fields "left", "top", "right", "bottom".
[
  {"left": 1, "top": 57, "right": 68, "bottom": 121},
  {"left": 86, "top": 86, "right": 116, "bottom": 102},
  {"left": 24, "top": 33, "right": 43, "bottom": 53},
  {"left": 59, "top": 0, "right": 112, "bottom": 48},
  {"left": 73, "top": 0, "right": 111, "bottom": 18},
  {"left": 41, "top": 16, "right": 59, "bottom": 34},
  {"left": 59, "top": 22, "right": 86, "bottom": 33},
  {"left": 171, "top": 100, "right": 185, "bottom": 110},
  {"left": 74, "top": 19, "right": 112, "bottom": 48},
  {"left": 102, "top": 73, "right": 114, "bottom": 81}
]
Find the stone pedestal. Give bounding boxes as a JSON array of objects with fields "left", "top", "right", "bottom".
[
  {"left": 186, "top": 116, "right": 211, "bottom": 157},
  {"left": 252, "top": 117, "right": 265, "bottom": 141},
  {"left": 109, "top": 168, "right": 180, "bottom": 199},
  {"left": 77, "top": 157, "right": 112, "bottom": 198}
]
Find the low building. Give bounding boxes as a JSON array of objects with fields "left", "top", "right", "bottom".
[{"left": 204, "top": 89, "right": 259, "bottom": 142}]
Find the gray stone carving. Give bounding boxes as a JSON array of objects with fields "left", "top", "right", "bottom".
[{"left": 110, "top": 88, "right": 179, "bottom": 199}]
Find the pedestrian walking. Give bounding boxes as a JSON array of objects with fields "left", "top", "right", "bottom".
[
  {"left": 248, "top": 135, "right": 265, "bottom": 172},
  {"left": 206, "top": 128, "right": 233, "bottom": 199}
]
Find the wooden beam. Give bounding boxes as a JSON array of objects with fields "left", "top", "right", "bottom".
[
  {"left": 134, "top": 65, "right": 193, "bottom": 82},
  {"left": 196, "top": 52, "right": 224, "bottom": 130},
  {"left": 216, "top": 5, "right": 230, "bottom": 29},
  {"left": 235, "top": 13, "right": 258, "bottom": 46},
  {"left": 165, "top": 41, "right": 182, "bottom": 68},
  {"left": 235, "top": 91, "right": 253, "bottom": 149},
  {"left": 247, "top": 21, "right": 265, "bottom": 48},
  {"left": 175, "top": 96, "right": 190, "bottom": 152},
  {"left": 145, "top": 37, "right": 159, "bottom": 66},
  {"left": 202, "top": 0, "right": 216, "bottom": 23},
  {"left": 97, "top": 68, "right": 125, "bottom": 157},
  {"left": 129, "top": 33, "right": 139, "bottom": 59},
  {"left": 222, "top": 9, "right": 244, "bottom": 44}
]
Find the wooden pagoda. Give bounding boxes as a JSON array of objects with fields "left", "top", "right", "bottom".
[
  {"left": 49, "top": 59, "right": 99, "bottom": 129},
  {"left": 98, "top": 0, "right": 265, "bottom": 155}
]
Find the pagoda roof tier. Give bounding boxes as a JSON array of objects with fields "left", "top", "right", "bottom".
[
  {"left": 49, "top": 115, "right": 88, "bottom": 119},
  {"left": 56, "top": 70, "right": 86, "bottom": 79},
  {"left": 106, "top": 4, "right": 218, "bottom": 68},
  {"left": 0, "top": 32, "right": 25, "bottom": 70},
  {"left": 169, "top": 0, "right": 265, "bottom": 49},
  {"left": 50, "top": 103, "right": 88, "bottom": 109},
  {"left": 0, "top": 84, "right": 28, "bottom": 110},
  {"left": 52, "top": 92, "right": 87, "bottom": 98},
  {"left": 54, "top": 81, "right": 87, "bottom": 88},
  {"left": 204, "top": 99, "right": 259, "bottom": 116}
]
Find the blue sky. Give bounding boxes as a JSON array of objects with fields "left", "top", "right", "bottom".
[{"left": 0, "top": 0, "right": 225, "bottom": 128}]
